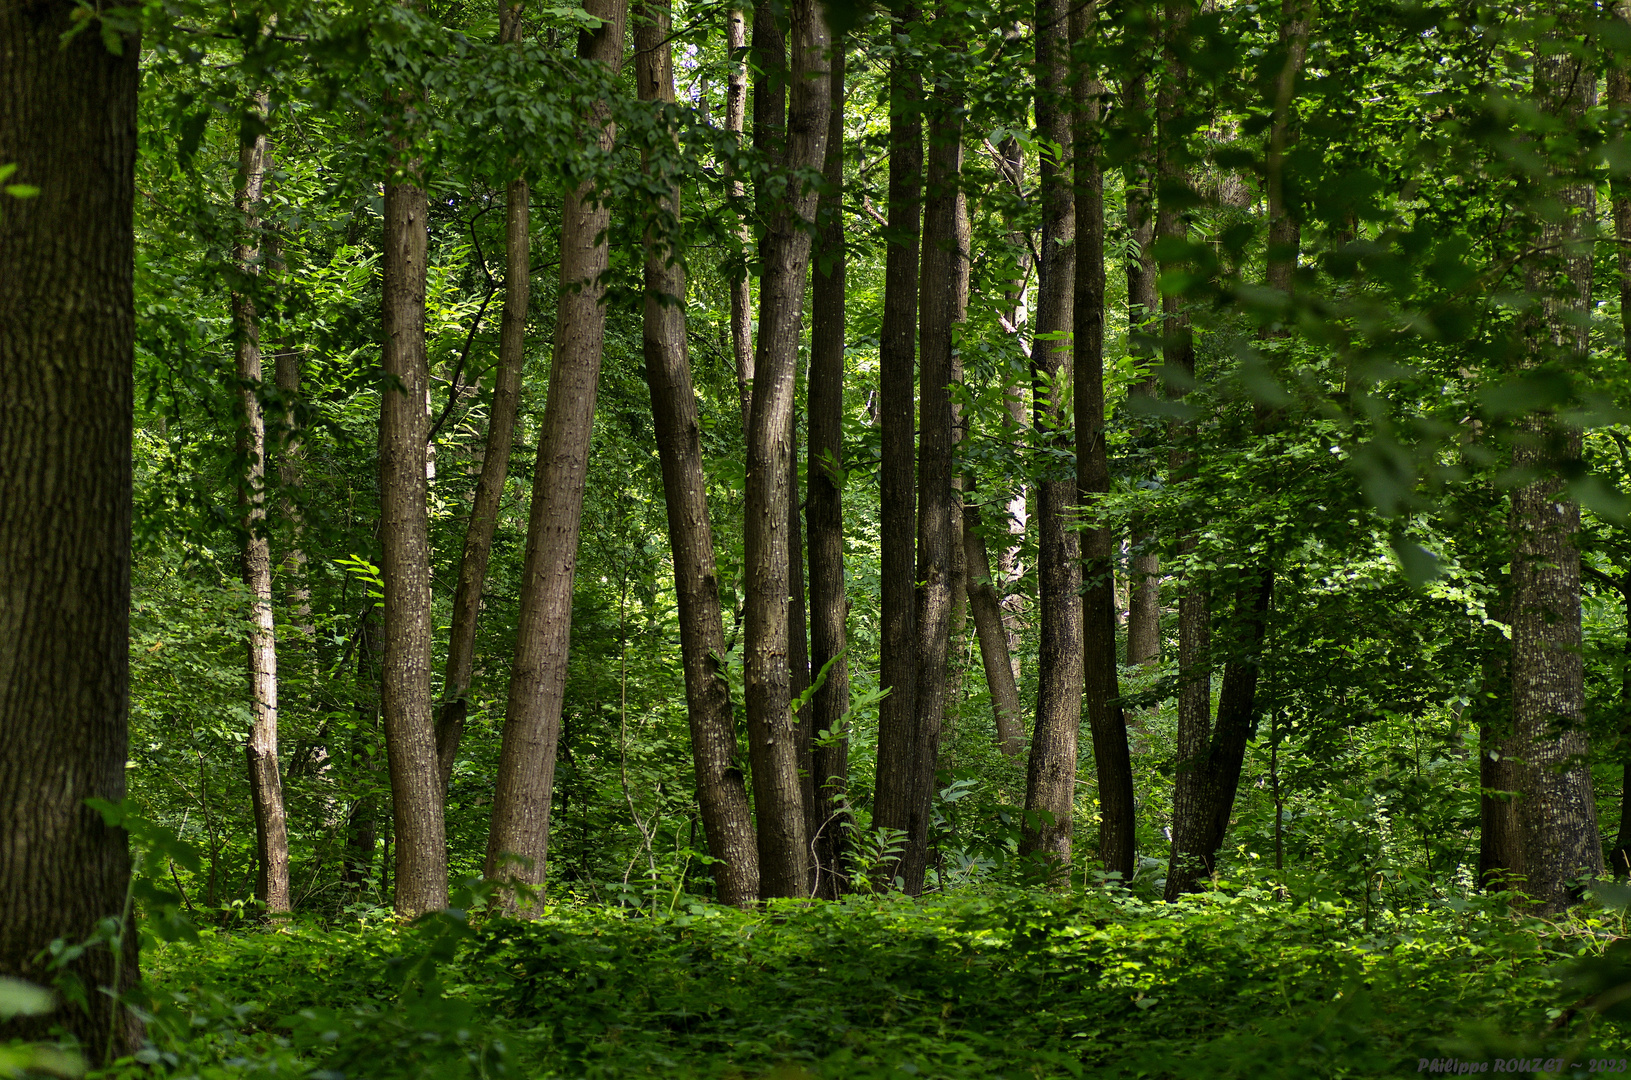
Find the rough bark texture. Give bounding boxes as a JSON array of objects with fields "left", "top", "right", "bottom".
[
  {"left": 872, "top": 3, "right": 924, "bottom": 887},
  {"left": 907, "top": 11, "right": 964, "bottom": 894},
  {"left": 1509, "top": 19, "right": 1603, "bottom": 913},
  {"left": 743, "top": 0, "right": 829, "bottom": 899},
  {"left": 0, "top": 0, "right": 141, "bottom": 1056},
  {"left": 727, "top": 7, "right": 754, "bottom": 428},
  {"left": 1020, "top": 0, "right": 1083, "bottom": 875},
  {"left": 380, "top": 95, "right": 448, "bottom": 916},
  {"left": 233, "top": 94, "right": 291, "bottom": 915},
  {"left": 635, "top": 2, "right": 760, "bottom": 909},
  {"left": 1072, "top": 2, "right": 1135, "bottom": 883},
  {"left": 485, "top": 0, "right": 626, "bottom": 906},
  {"left": 809, "top": 42, "right": 851, "bottom": 900},
  {"left": 437, "top": 0, "right": 530, "bottom": 800},
  {"left": 1121, "top": 63, "right": 1161, "bottom": 667}
]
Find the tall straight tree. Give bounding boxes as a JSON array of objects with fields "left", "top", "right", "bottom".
[
  {"left": 808, "top": 38, "right": 851, "bottom": 899},
  {"left": 231, "top": 94, "right": 291, "bottom": 914},
  {"left": 1020, "top": 0, "right": 1083, "bottom": 872},
  {"left": 872, "top": 2, "right": 924, "bottom": 885},
  {"left": 379, "top": 14, "right": 448, "bottom": 917},
  {"left": 436, "top": 0, "right": 531, "bottom": 799},
  {"left": 634, "top": 0, "right": 759, "bottom": 908},
  {"left": 0, "top": 0, "right": 141, "bottom": 1055},
  {"left": 743, "top": 0, "right": 830, "bottom": 899},
  {"left": 905, "top": 4, "right": 965, "bottom": 895},
  {"left": 727, "top": 6, "right": 754, "bottom": 426},
  {"left": 1071, "top": 1, "right": 1134, "bottom": 882},
  {"left": 1509, "top": 6, "right": 1603, "bottom": 913},
  {"left": 485, "top": 0, "right": 627, "bottom": 905},
  {"left": 1606, "top": 0, "right": 1631, "bottom": 878}
]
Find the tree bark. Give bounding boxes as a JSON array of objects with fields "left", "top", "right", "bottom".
[
  {"left": 809, "top": 41, "right": 851, "bottom": 900},
  {"left": 906, "top": 8, "right": 964, "bottom": 894},
  {"left": 1072, "top": 1, "right": 1135, "bottom": 883},
  {"left": 436, "top": 0, "right": 531, "bottom": 801},
  {"left": 743, "top": 0, "right": 829, "bottom": 899},
  {"left": 1020, "top": 0, "right": 1082, "bottom": 875},
  {"left": 1473, "top": 622, "right": 1525, "bottom": 887},
  {"left": 962, "top": 502, "right": 1025, "bottom": 754},
  {"left": 1509, "top": 13, "right": 1603, "bottom": 913},
  {"left": 484, "top": 0, "right": 627, "bottom": 907},
  {"left": 1121, "top": 62, "right": 1161, "bottom": 667},
  {"left": 1611, "top": 31, "right": 1631, "bottom": 877},
  {"left": 727, "top": 7, "right": 754, "bottom": 428},
  {"left": 635, "top": 0, "right": 760, "bottom": 909},
  {"left": 0, "top": 0, "right": 141, "bottom": 1056},
  {"left": 872, "top": 3, "right": 924, "bottom": 887},
  {"left": 232, "top": 92, "right": 292, "bottom": 915}
]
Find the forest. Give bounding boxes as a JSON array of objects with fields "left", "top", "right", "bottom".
[{"left": 9, "top": 0, "right": 1631, "bottom": 1073}]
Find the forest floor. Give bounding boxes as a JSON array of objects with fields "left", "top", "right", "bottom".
[{"left": 103, "top": 885, "right": 1631, "bottom": 1079}]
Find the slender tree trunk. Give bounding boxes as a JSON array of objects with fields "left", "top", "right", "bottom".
[
  {"left": 0, "top": 0, "right": 141, "bottom": 1055},
  {"left": 1072, "top": 2, "right": 1134, "bottom": 882},
  {"left": 1509, "top": 14, "right": 1603, "bottom": 913},
  {"left": 635, "top": 0, "right": 760, "bottom": 908},
  {"left": 1473, "top": 618, "right": 1524, "bottom": 887},
  {"left": 1611, "top": 30, "right": 1631, "bottom": 877},
  {"left": 1613, "top": 582, "right": 1631, "bottom": 875},
  {"left": 963, "top": 502, "right": 1025, "bottom": 754},
  {"left": 485, "top": 0, "right": 627, "bottom": 907},
  {"left": 743, "top": 0, "right": 829, "bottom": 898},
  {"left": 1121, "top": 63, "right": 1161, "bottom": 667},
  {"left": 379, "top": 53, "right": 447, "bottom": 917},
  {"left": 809, "top": 41, "right": 851, "bottom": 899},
  {"left": 906, "top": 9, "right": 964, "bottom": 894},
  {"left": 727, "top": 7, "right": 755, "bottom": 428},
  {"left": 790, "top": 428, "right": 815, "bottom": 854},
  {"left": 345, "top": 607, "right": 384, "bottom": 888},
  {"left": 995, "top": 133, "right": 1030, "bottom": 700},
  {"left": 233, "top": 93, "right": 291, "bottom": 915},
  {"left": 873, "top": 3, "right": 924, "bottom": 886},
  {"left": 1020, "top": 0, "right": 1082, "bottom": 874},
  {"left": 437, "top": 0, "right": 531, "bottom": 800}
]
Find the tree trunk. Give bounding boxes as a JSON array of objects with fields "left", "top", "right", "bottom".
[
  {"left": 1121, "top": 62, "right": 1161, "bottom": 667},
  {"left": 743, "top": 0, "right": 829, "bottom": 899},
  {"left": 809, "top": 41, "right": 851, "bottom": 900},
  {"left": 1472, "top": 623, "right": 1524, "bottom": 887},
  {"left": 1072, "top": 1, "right": 1135, "bottom": 883},
  {"left": 907, "top": 9, "right": 963, "bottom": 894},
  {"left": 0, "top": 0, "right": 141, "bottom": 1056},
  {"left": 485, "top": 0, "right": 626, "bottom": 908},
  {"left": 1613, "top": 582, "right": 1631, "bottom": 876},
  {"left": 635, "top": 0, "right": 759, "bottom": 909},
  {"left": 1020, "top": 0, "right": 1082, "bottom": 875},
  {"left": 962, "top": 502, "right": 1025, "bottom": 754},
  {"left": 436, "top": 0, "right": 530, "bottom": 800},
  {"left": 727, "top": 6, "right": 754, "bottom": 428},
  {"left": 345, "top": 606, "right": 384, "bottom": 888},
  {"left": 872, "top": 3, "right": 924, "bottom": 887},
  {"left": 233, "top": 92, "right": 292, "bottom": 915},
  {"left": 1611, "top": 32, "right": 1631, "bottom": 877},
  {"left": 1509, "top": 14, "right": 1603, "bottom": 913}
]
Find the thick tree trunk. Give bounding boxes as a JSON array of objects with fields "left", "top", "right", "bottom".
[
  {"left": 0, "top": 0, "right": 141, "bottom": 1056},
  {"left": 809, "top": 42, "right": 851, "bottom": 900},
  {"left": 1509, "top": 20, "right": 1603, "bottom": 913},
  {"left": 906, "top": 12, "right": 964, "bottom": 894},
  {"left": 635, "top": 1, "right": 760, "bottom": 908},
  {"left": 485, "top": 0, "right": 626, "bottom": 907},
  {"left": 437, "top": 0, "right": 530, "bottom": 800},
  {"left": 1121, "top": 64, "right": 1161, "bottom": 667},
  {"left": 872, "top": 3, "right": 924, "bottom": 887},
  {"left": 1072, "top": 2, "right": 1135, "bottom": 883},
  {"left": 727, "top": 7, "right": 754, "bottom": 428},
  {"left": 743, "top": 0, "right": 829, "bottom": 898},
  {"left": 1020, "top": 0, "right": 1082, "bottom": 875},
  {"left": 233, "top": 93, "right": 292, "bottom": 915}
]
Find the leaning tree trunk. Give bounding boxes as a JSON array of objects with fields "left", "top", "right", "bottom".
[
  {"left": 0, "top": 0, "right": 141, "bottom": 1058},
  {"left": 484, "top": 0, "right": 627, "bottom": 908},
  {"left": 742, "top": 0, "right": 829, "bottom": 899},
  {"left": 1509, "top": 13, "right": 1603, "bottom": 913},
  {"left": 1072, "top": 1, "right": 1135, "bottom": 883},
  {"left": 436, "top": 0, "right": 531, "bottom": 800},
  {"left": 1020, "top": 0, "right": 1083, "bottom": 875},
  {"left": 232, "top": 93, "right": 292, "bottom": 915},
  {"left": 808, "top": 40, "right": 851, "bottom": 900},
  {"left": 634, "top": 0, "right": 760, "bottom": 909},
  {"left": 1121, "top": 62, "right": 1161, "bottom": 667},
  {"left": 872, "top": 2, "right": 924, "bottom": 888}
]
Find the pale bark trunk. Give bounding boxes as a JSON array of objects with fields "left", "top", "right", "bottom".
[
  {"left": 743, "top": 0, "right": 830, "bottom": 899},
  {"left": 635, "top": 1, "right": 760, "bottom": 908},
  {"left": 485, "top": 0, "right": 626, "bottom": 908},
  {"left": 0, "top": 0, "right": 141, "bottom": 1055},
  {"left": 233, "top": 93, "right": 291, "bottom": 915},
  {"left": 809, "top": 42, "right": 851, "bottom": 899},
  {"left": 727, "top": 7, "right": 754, "bottom": 428},
  {"left": 1020, "top": 0, "right": 1082, "bottom": 874},
  {"left": 436, "top": 0, "right": 531, "bottom": 800}
]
